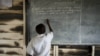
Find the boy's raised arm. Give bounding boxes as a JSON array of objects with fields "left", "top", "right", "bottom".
[{"left": 46, "top": 19, "right": 53, "bottom": 32}]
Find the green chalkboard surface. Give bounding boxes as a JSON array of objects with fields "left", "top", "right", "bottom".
[{"left": 27, "top": 0, "right": 100, "bottom": 45}]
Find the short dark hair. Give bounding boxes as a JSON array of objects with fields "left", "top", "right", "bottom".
[{"left": 36, "top": 24, "right": 46, "bottom": 34}]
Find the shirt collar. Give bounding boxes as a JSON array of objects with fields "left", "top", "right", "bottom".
[{"left": 37, "top": 34, "right": 45, "bottom": 38}]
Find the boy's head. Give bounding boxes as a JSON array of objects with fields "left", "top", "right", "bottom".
[{"left": 36, "top": 24, "right": 46, "bottom": 34}]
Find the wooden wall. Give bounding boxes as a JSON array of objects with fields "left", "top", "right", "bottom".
[{"left": 0, "top": 0, "right": 26, "bottom": 56}]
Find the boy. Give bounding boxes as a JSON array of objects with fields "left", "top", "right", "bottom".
[{"left": 27, "top": 19, "right": 53, "bottom": 56}]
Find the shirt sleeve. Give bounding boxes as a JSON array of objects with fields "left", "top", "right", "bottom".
[
  {"left": 46, "top": 32, "right": 54, "bottom": 42},
  {"left": 26, "top": 40, "right": 34, "bottom": 55}
]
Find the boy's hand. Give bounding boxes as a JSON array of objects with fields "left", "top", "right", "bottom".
[
  {"left": 46, "top": 19, "right": 53, "bottom": 32},
  {"left": 46, "top": 19, "right": 49, "bottom": 24}
]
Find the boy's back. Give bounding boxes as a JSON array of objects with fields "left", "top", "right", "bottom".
[
  {"left": 27, "top": 32, "right": 53, "bottom": 56},
  {"left": 27, "top": 19, "right": 53, "bottom": 56}
]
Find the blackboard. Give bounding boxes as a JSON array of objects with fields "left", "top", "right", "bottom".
[
  {"left": 81, "top": 0, "right": 100, "bottom": 44},
  {"left": 27, "top": 0, "right": 100, "bottom": 45}
]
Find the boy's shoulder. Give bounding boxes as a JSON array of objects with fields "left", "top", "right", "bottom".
[
  {"left": 47, "top": 32, "right": 53, "bottom": 36},
  {"left": 31, "top": 34, "right": 45, "bottom": 42}
]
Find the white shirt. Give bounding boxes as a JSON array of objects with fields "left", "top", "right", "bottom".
[{"left": 27, "top": 32, "right": 53, "bottom": 56}]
